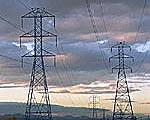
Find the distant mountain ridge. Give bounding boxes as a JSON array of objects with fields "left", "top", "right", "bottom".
[
  {"left": 0, "top": 102, "right": 147, "bottom": 120},
  {"left": 0, "top": 102, "right": 111, "bottom": 117}
]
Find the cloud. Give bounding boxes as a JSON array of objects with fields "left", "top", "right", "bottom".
[
  {"left": 0, "top": 0, "right": 149, "bottom": 103},
  {"left": 13, "top": 42, "right": 34, "bottom": 52},
  {"left": 71, "top": 90, "right": 114, "bottom": 94},
  {"left": 140, "top": 102, "right": 150, "bottom": 105},
  {"left": 49, "top": 87, "right": 140, "bottom": 95},
  {"left": 0, "top": 83, "right": 27, "bottom": 89},
  {"left": 133, "top": 41, "right": 150, "bottom": 53},
  {"left": 46, "top": 80, "right": 141, "bottom": 95}
]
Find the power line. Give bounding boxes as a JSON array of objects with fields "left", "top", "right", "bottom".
[
  {"left": 54, "top": 29, "right": 85, "bottom": 105},
  {"left": 131, "top": 0, "right": 147, "bottom": 73},
  {"left": 134, "top": 44, "right": 148, "bottom": 73},
  {"left": 17, "top": 0, "right": 31, "bottom": 10},
  {"left": 0, "top": 48, "right": 77, "bottom": 107},
  {"left": 16, "top": 0, "right": 85, "bottom": 107},
  {"left": 97, "top": 0, "right": 110, "bottom": 47},
  {"left": 1, "top": 0, "right": 108, "bottom": 97},
  {"left": 134, "top": 0, "right": 147, "bottom": 43},
  {"left": 0, "top": 54, "right": 30, "bottom": 66},
  {"left": 54, "top": 67, "right": 76, "bottom": 106},
  {"left": 85, "top": 0, "right": 109, "bottom": 71},
  {"left": 0, "top": 0, "right": 147, "bottom": 77},
  {"left": 0, "top": 13, "right": 25, "bottom": 33}
]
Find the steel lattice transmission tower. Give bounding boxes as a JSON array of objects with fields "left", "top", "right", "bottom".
[
  {"left": 89, "top": 95, "right": 100, "bottom": 120},
  {"left": 20, "top": 8, "right": 57, "bottom": 120},
  {"left": 109, "top": 41, "right": 136, "bottom": 120}
]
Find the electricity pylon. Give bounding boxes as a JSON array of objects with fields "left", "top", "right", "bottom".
[
  {"left": 89, "top": 95, "right": 100, "bottom": 120},
  {"left": 102, "top": 109, "right": 106, "bottom": 120},
  {"left": 109, "top": 41, "right": 136, "bottom": 120},
  {"left": 20, "top": 8, "right": 57, "bottom": 120}
]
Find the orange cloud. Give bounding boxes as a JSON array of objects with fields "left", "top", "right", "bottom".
[{"left": 56, "top": 54, "right": 69, "bottom": 61}]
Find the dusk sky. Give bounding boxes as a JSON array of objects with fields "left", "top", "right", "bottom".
[{"left": 0, "top": 0, "right": 150, "bottom": 115}]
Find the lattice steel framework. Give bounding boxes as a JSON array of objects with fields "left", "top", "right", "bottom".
[
  {"left": 20, "top": 8, "right": 57, "bottom": 120},
  {"left": 89, "top": 95, "right": 100, "bottom": 120},
  {"left": 109, "top": 41, "right": 136, "bottom": 120}
]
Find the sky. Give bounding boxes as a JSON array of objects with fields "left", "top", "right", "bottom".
[{"left": 0, "top": 0, "right": 150, "bottom": 115}]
